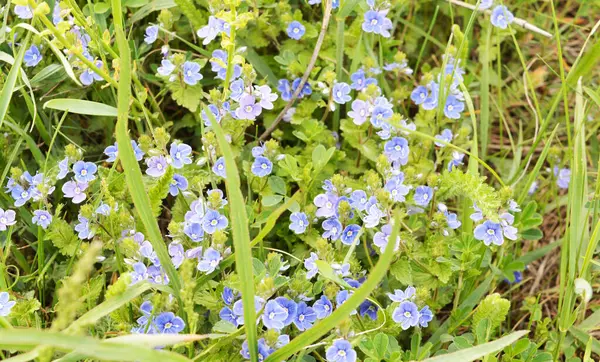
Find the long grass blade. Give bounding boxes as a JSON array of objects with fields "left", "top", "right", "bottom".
[
  {"left": 205, "top": 107, "right": 258, "bottom": 362},
  {"left": 0, "top": 31, "right": 30, "bottom": 129},
  {"left": 43, "top": 99, "right": 118, "bottom": 117}
]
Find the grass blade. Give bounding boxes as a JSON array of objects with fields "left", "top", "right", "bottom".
[
  {"left": 0, "top": 329, "right": 190, "bottom": 362},
  {"left": 112, "top": 0, "right": 182, "bottom": 299},
  {"left": 265, "top": 211, "right": 402, "bottom": 362},
  {"left": 0, "top": 31, "right": 30, "bottom": 129},
  {"left": 206, "top": 107, "right": 258, "bottom": 362},
  {"left": 422, "top": 330, "right": 529, "bottom": 362},
  {"left": 43, "top": 99, "right": 118, "bottom": 117}
]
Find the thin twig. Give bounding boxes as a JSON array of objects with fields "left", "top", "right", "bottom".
[
  {"left": 258, "top": 0, "right": 333, "bottom": 141},
  {"left": 448, "top": 0, "right": 553, "bottom": 38}
]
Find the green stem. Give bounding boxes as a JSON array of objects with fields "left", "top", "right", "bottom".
[{"left": 332, "top": 18, "right": 345, "bottom": 132}]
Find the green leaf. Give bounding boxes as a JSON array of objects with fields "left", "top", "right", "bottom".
[
  {"left": 43, "top": 99, "right": 118, "bottom": 117},
  {"left": 0, "top": 32, "right": 31, "bottom": 129},
  {"left": 94, "top": 2, "right": 111, "bottom": 13},
  {"left": 521, "top": 228, "right": 543, "bottom": 240},
  {"left": 266, "top": 211, "right": 402, "bottom": 362},
  {"left": 268, "top": 176, "right": 286, "bottom": 195},
  {"left": 0, "top": 329, "right": 191, "bottom": 362},
  {"left": 421, "top": 331, "right": 529, "bottom": 362},
  {"left": 112, "top": 0, "right": 182, "bottom": 301},
  {"left": 167, "top": 81, "right": 203, "bottom": 112},
  {"left": 262, "top": 195, "right": 283, "bottom": 207},
  {"left": 312, "top": 145, "right": 335, "bottom": 171},
  {"left": 205, "top": 106, "right": 258, "bottom": 362},
  {"left": 373, "top": 333, "right": 389, "bottom": 359}
]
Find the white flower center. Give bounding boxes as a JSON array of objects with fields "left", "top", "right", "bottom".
[
  {"left": 298, "top": 314, "right": 305, "bottom": 321},
  {"left": 326, "top": 202, "right": 332, "bottom": 208},
  {"left": 187, "top": 70, "right": 192, "bottom": 77},
  {"left": 176, "top": 152, "right": 181, "bottom": 159},
  {"left": 74, "top": 187, "right": 81, "bottom": 194},
  {"left": 165, "top": 322, "right": 172, "bottom": 329},
  {"left": 404, "top": 311, "right": 411, "bottom": 318},
  {"left": 487, "top": 229, "right": 495, "bottom": 235},
  {"left": 261, "top": 163, "right": 267, "bottom": 169},
  {"left": 245, "top": 105, "right": 253, "bottom": 112},
  {"left": 157, "top": 163, "right": 163, "bottom": 170},
  {"left": 324, "top": 305, "right": 330, "bottom": 311},
  {"left": 371, "top": 19, "right": 378, "bottom": 25},
  {"left": 0, "top": 217, "right": 6, "bottom": 224},
  {"left": 81, "top": 169, "right": 87, "bottom": 176},
  {"left": 211, "top": 219, "right": 218, "bottom": 226},
  {"left": 269, "top": 312, "right": 275, "bottom": 319},
  {"left": 359, "top": 109, "right": 366, "bottom": 116},
  {"left": 448, "top": 105, "right": 454, "bottom": 111},
  {"left": 293, "top": 28, "right": 299, "bottom": 33},
  {"left": 423, "top": 193, "right": 429, "bottom": 200},
  {"left": 21, "top": 191, "right": 28, "bottom": 198},
  {"left": 338, "top": 350, "right": 347, "bottom": 357},
  {"left": 298, "top": 220, "right": 304, "bottom": 226},
  {"left": 395, "top": 145, "right": 401, "bottom": 151}
]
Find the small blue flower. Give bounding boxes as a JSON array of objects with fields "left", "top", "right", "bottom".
[
  {"left": 388, "top": 286, "right": 416, "bottom": 302},
  {"left": 555, "top": 167, "right": 570, "bottom": 189},
  {"left": 32, "top": 210, "right": 52, "bottom": 229},
  {"left": 262, "top": 300, "right": 289, "bottom": 330},
  {"left": 340, "top": 224, "right": 361, "bottom": 245},
  {"left": 80, "top": 61, "right": 104, "bottom": 86},
  {"left": 480, "top": 0, "right": 493, "bottom": 10},
  {"left": 322, "top": 217, "right": 343, "bottom": 240},
  {"left": 72, "top": 161, "right": 97, "bottom": 183},
  {"left": 289, "top": 212, "right": 309, "bottom": 234},
  {"left": 474, "top": 220, "right": 504, "bottom": 246},
  {"left": 212, "top": 157, "right": 226, "bottom": 178},
  {"left": 332, "top": 82, "right": 352, "bottom": 104},
  {"left": 24, "top": 45, "right": 42, "bottom": 67},
  {"left": 275, "top": 297, "right": 298, "bottom": 326},
  {"left": 95, "top": 203, "right": 111, "bottom": 216},
  {"left": 392, "top": 301, "right": 420, "bottom": 330},
  {"left": 443, "top": 95, "right": 465, "bottom": 119},
  {"left": 220, "top": 306, "right": 238, "bottom": 326},
  {"left": 61, "top": 181, "right": 88, "bottom": 204},
  {"left": 314, "top": 193, "right": 339, "bottom": 218},
  {"left": 170, "top": 143, "right": 193, "bottom": 169},
  {"left": 435, "top": 129, "right": 453, "bottom": 147},
  {"left": 202, "top": 104, "right": 222, "bottom": 126},
  {"left": 313, "top": 295, "right": 333, "bottom": 319},
  {"left": 222, "top": 287, "right": 236, "bottom": 305},
  {"left": 287, "top": 21, "right": 306, "bottom": 40},
  {"left": 169, "top": 242, "right": 185, "bottom": 268},
  {"left": 157, "top": 59, "right": 176, "bottom": 76},
  {"left": 144, "top": 25, "right": 159, "bottom": 44},
  {"left": 145, "top": 156, "right": 168, "bottom": 177},
  {"left": 169, "top": 174, "right": 188, "bottom": 196},
  {"left": 490, "top": 5, "right": 514, "bottom": 29},
  {"left": 74, "top": 214, "right": 94, "bottom": 239},
  {"left": 11, "top": 185, "right": 32, "bottom": 207},
  {"left": 0, "top": 208, "right": 17, "bottom": 231},
  {"left": 385, "top": 174, "right": 410, "bottom": 202},
  {"left": 304, "top": 252, "right": 319, "bottom": 279},
  {"left": 359, "top": 300, "right": 378, "bottom": 320},
  {"left": 57, "top": 157, "right": 69, "bottom": 179},
  {"left": 14, "top": 5, "right": 33, "bottom": 19},
  {"left": 131, "top": 262, "right": 148, "bottom": 284},
  {"left": 277, "top": 79, "right": 293, "bottom": 101},
  {"left": 410, "top": 85, "right": 429, "bottom": 105},
  {"left": 362, "top": 10, "right": 384, "bottom": 34},
  {"left": 202, "top": 209, "right": 228, "bottom": 234},
  {"left": 448, "top": 151, "right": 465, "bottom": 171},
  {"left": 229, "top": 79, "right": 245, "bottom": 102},
  {"left": 197, "top": 16, "right": 228, "bottom": 45},
  {"left": 182, "top": 61, "right": 203, "bottom": 86},
  {"left": 335, "top": 290, "right": 356, "bottom": 315},
  {"left": 413, "top": 186, "right": 433, "bottom": 207},
  {"left": 326, "top": 339, "right": 357, "bottom": 362},
  {"left": 293, "top": 302, "right": 317, "bottom": 331},
  {"left": 384, "top": 137, "right": 410, "bottom": 165},
  {"left": 0, "top": 292, "right": 16, "bottom": 317},
  {"left": 350, "top": 69, "right": 376, "bottom": 91},
  {"left": 373, "top": 223, "right": 400, "bottom": 253},
  {"left": 349, "top": 190, "right": 368, "bottom": 211},
  {"left": 292, "top": 77, "right": 312, "bottom": 98},
  {"left": 348, "top": 99, "right": 369, "bottom": 125},
  {"left": 197, "top": 247, "right": 222, "bottom": 273},
  {"left": 154, "top": 312, "right": 185, "bottom": 334},
  {"left": 251, "top": 156, "right": 273, "bottom": 177},
  {"left": 418, "top": 306, "right": 433, "bottom": 327},
  {"left": 184, "top": 222, "right": 204, "bottom": 242},
  {"left": 235, "top": 94, "right": 263, "bottom": 120}
]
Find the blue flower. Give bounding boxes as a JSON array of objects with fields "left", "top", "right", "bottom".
[
  {"left": 131, "top": 262, "right": 148, "bottom": 284},
  {"left": 275, "top": 297, "right": 297, "bottom": 326},
  {"left": 277, "top": 79, "right": 293, "bottom": 101},
  {"left": 292, "top": 77, "right": 312, "bottom": 98},
  {"left": 388, "top": 286, "right": 416, "bottom": 302},
  {"left": 145, "top": 156, "right": 168, "bottom": 177},
  {"left": 384, "top": 137, "right": 410, "bottom": 165},
  {"left": 202, "top": 209, "right": 228, "bottom": 234},
  {"left": 362, "top": 10, "right": 384, "bottom": 34},
  {"left": 0, "top": 208, "right": 17, "bottom": 231},
  {"left": 326, "top": 339, "right": 357, "bottom": 362},
  {"left": 490, "top": 5, "right": 514, "bottom": 29},
  {"left": 169, "top": 174, "right": 188, "bottom": 196},
  {"left": 287, "top": 21, "right": 306, "bottom": 40},
  {"left": 322, "top": 218, "right": 343, "bottom": 240},
  {"left": 251, "top": 156, "right": 273, "bottom": 177},
  {"left": 210, "top": 50, "right": 241, "bottom": 80},
  {"left": 157, "top": 59, "right": 176, "bottom": 76},
  {"left": 474, "top": 220, "right": 504, "bottom": 246},
  {"left": 373, "top": 223, "right": 400, "bottom": 253},
  {"left": 80, "top": 61, "right": 104, "bottom": 86},
  {"left": 500, "top": 212, "right": 518, "bottom": 241},
  {"left": 435, "top": 129, "right": 453, "bottom": 147},
  {"left": 313, "top": 295, "right": 333, "bottom": 319},
  {"left": 392, "top": 301, "right": 420, "bottom": 330},
  {"left": 335, "top": 290, "right": 356, "bottom": 315},
  {"left": 350, "top": 69, "right": 376, "bottom": 91},
  {"left": 293, "top": 301, "right": 317, "bottom": 331},
  {"left": 480, "top": 0, "right": 493, "bottom": 10},
  {"left": 314, "top": 193, "right": 339, "bottom": 218},
  {"left": 236, "top": 94, "right": 263, "bottom": 120},
  {"left": 413, "top": 186, "right": 433, "bottom": 207},
  {"left": 340, "top": 224, "right": 361, "bottom": 245},
  {"left": 385, "top": 174, "right": 410, "bottom": 202},
  {"left": 443, "top": 95, "right": 465, "bottom": 119},
  {"left": 197, "top": 247, "right": 222, "bottom": 273},
  {"left": 220, "top": 306, "right": 238, "bottom": 326},
  {"left": 241, "top": 338, "right": 273, "bottom": 360},
  {"left": 410, "top": 85, "right": 429, "bottom": 105},
  {"left": 0, "top": 292, "right": 16, "bottom": 317},
  {"left": 363, "top": 199, "right": 385, "bottom": 228},
  {"left": 32, "top": 210, "right": 52, "bottom": 229},
  {"left": 359, "top": 300, "right": 378, "bottom": 320},
  {"left": 74, "top": 214, "right": 94, "bottom": 239},
  {"left": 304, "top": 252, "right": 319, "bottom": 279},
  {"left": 212, "top": 157, "right": 226, "bottom": 178},
  {"left": 144, "top": 25, "right": 159, "bottom": 44},
  {"left": 555, "top": 167, "right": 570, "bottom": 189},
  {"left": 418, "top": 306, "right": 433, "bottom": 327},
  {"left": 170, "top": 143, "right": 193, "bottom": 169},
  {"left": 222, "top": 287, "right": 236, "bottom": 305},
  {"left": 202, "top": 104, "right": 222, "bottom": 126},
  {"left": 103, "top": 141, "right": 144, "bottom": 162},
  {"left": 182, "top": 61, "right": 203, "bottom": 86},
  {"left": 61, "top": 181, "right": 88, "bottom": 204},
  {"left": 184, "top": 222, "right": 204, "bottom": 242},
  {"left": 349, "top": 190, "right": 368, "bottom": 211},
  {"left": 448, "top": 151, "right": 465, "bottom": 171},
  {"left": 57, "top": 157, "right": 69, "bottom": 179},
  {"left": 370, "top": 105, "right": 393, "bottom": 127},
  {"left": 262, "top": 300, "right": 289, "bottom": 330},
  {"left": 169, "top": 242, "right": 184, "bottom": 268},
  {"left": 72, "top": 161, "right": 97, "bottom": 183},
  {"left": 14, "top": 5, "right": 33, "bottom": 19},
  {"left": 289, "top": 212, "right": 309, "bottom": 234},
  {"left": 154, "top": 312, "right": 185, "bottom": 334},
  {"left": 348, "top": 99, "right": 369, "bottom": 125},
  {"left": 197, "top": 16, "right": 228, "bottom": 45},
  {"left": 24, "top": 45, "right": 42, "bottom": 67},
  {"left": 11, "top": 185, "right": 32, "bottom": 207},
  {"left": 332, "top": 82, "right": 352, "bottom": 104},
  {"left": 422, "top": 82, "right": 439, "bottom": 110}
]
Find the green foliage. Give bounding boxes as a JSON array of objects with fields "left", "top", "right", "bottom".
[
  {"left": 472, "top": 293, "right": 511, "bottom": 333},
  {"left": 45, "top": 206, "right": 80, "bottom": 257},
  {"left": 437, "top": 169, "right": 502, "bottom": 219},
  {"left": 167, "top": 80, "right": 204, "bottom": 112},
  {"left": 148, "top": 165, "right": 175, "bottom": 217}
]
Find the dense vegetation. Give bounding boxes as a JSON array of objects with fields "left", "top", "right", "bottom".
[{"left": 0, "top": 0, "right": 599, "bottom": 361}]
